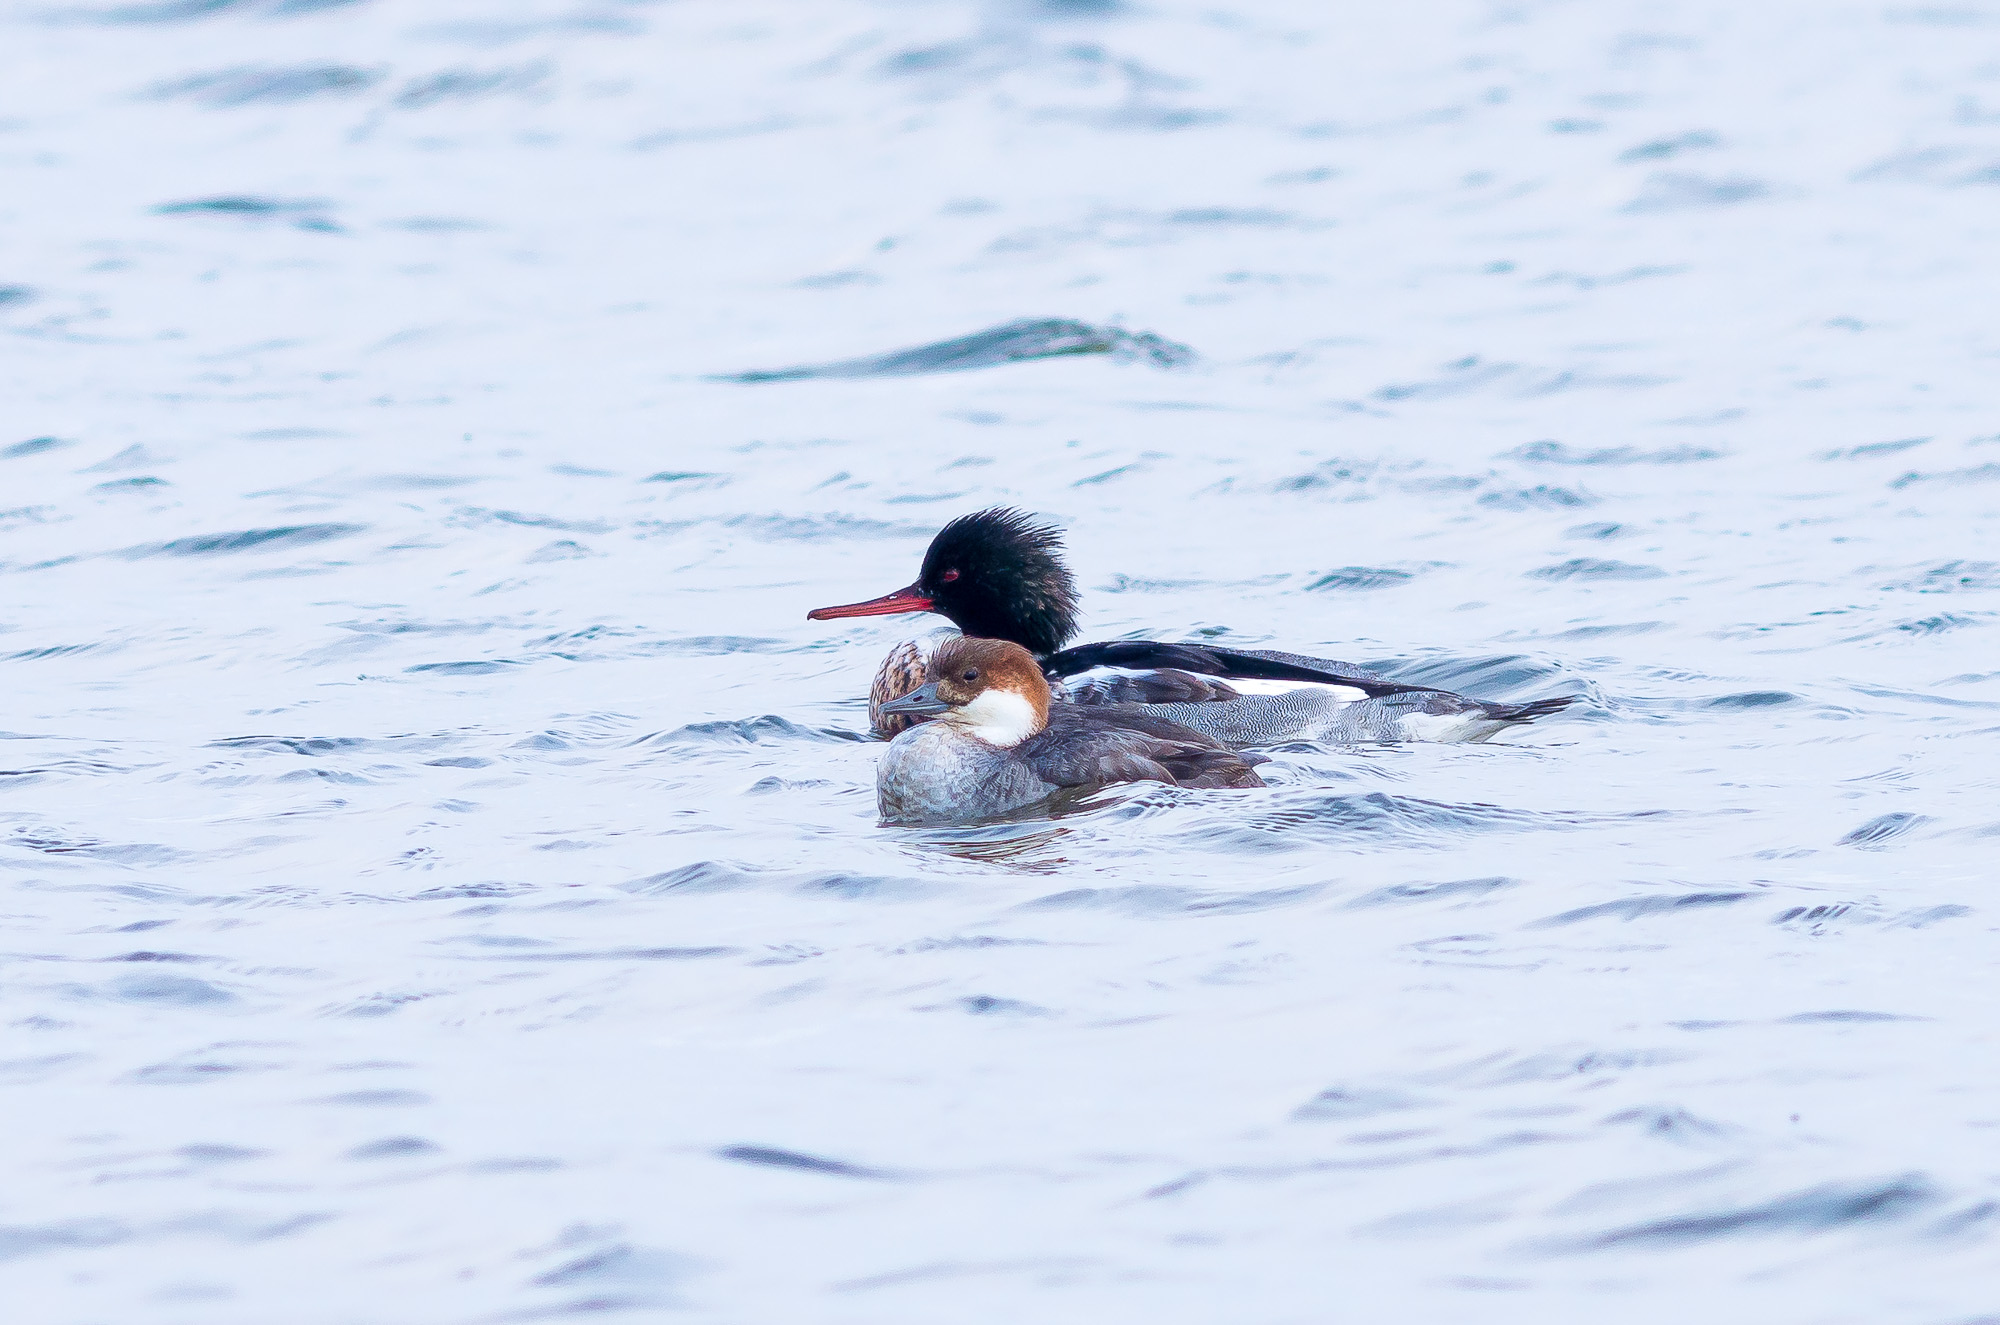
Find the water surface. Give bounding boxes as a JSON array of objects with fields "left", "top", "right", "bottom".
[{"left": 4, "top": 1, "right": 1999, "bottom": 1321}]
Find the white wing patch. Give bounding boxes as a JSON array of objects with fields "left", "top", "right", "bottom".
[
  {"left": 1059, "top": 665, "right": 1147, "bottom": 691},
  {"left": 1216, "top": 677, "right": 1370, "bottom": 703},
  {"left": 1058, "top": 665, "right": 1368, "bottom": 706}
]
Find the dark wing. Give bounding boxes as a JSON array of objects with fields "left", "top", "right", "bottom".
[
  {"left": 1023, "top": 703, "right": 1267, "bottom": 792},
  {"left": 1042, "top": 640, "right": 1426, "bottom": 699},
  {"left": 1060, "top": 667, "right": 1241, "bottom": 705}
]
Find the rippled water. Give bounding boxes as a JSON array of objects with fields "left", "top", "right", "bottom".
[{"left": 6, "top": 1, "right": 2000, "bottom": 1320}]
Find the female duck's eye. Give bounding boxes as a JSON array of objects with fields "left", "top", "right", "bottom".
[
  {"left": 940, "top": 569, "right": 960, "bottom": 583},
  {"left": 961, "top": 667, "right": 979, "bottom": 682}
]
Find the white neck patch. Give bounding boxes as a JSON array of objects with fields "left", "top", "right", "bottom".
[{"left": 949, "top": 689, "right": 1040, "bottom": 747}]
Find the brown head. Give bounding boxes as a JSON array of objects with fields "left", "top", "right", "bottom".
[{"left": 876, "top": 637, "right": 1052, "bottom": 746}]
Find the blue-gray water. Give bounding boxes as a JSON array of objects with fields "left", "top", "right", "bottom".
[{"left": 5, "top": 2, "right": 1999, "bottom": 1320}]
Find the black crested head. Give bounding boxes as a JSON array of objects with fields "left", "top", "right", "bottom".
[{"left": 917, "top": 507, "right": 1080, "bottom": 655}]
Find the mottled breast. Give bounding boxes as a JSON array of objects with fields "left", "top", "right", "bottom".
[{"left": 868, "top": 638, "right": 932, "bottom": 739}]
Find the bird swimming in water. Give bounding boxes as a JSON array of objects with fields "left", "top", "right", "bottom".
[
  {"left": 876, "top": 637, "right": 1266, "bottom": 825},
  {"left": 810, "top": 508, "right": 1574, "bottom": 746}
]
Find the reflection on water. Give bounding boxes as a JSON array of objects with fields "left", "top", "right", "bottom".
[
  {"left": 4, "top": 0, "right": 1999, "bottom": 1320},
  {"left": 716, "top": 316, "right": 1197, "bottom": 382},
  {"left": 892, "top": 815, "right": 1080, "bottom": 869}
]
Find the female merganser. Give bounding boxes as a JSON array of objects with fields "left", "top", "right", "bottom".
[
  {"left": 810, "top": 508, "right": 1573, "bottom": 746},
  {"left": 876, "top": 637, "right": 1265, "bottom": 825}
]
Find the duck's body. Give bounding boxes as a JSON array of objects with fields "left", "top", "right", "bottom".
[
  {"left": 876, "top": 638, "right": 1264, "bottom": 825},
  {"left": 1043, "top": 640, "right": 1569, "bottom": 745},
  {"left": 815, "top": 509, "right": 1573, "bottom": 748}
]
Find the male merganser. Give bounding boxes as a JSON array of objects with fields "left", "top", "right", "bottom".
[
  {"left": 810, "top": 508, "right": 1573, "bottom": 746},
  {"left": 876, "top": 637, "right": 1265, "bottom": 825}
]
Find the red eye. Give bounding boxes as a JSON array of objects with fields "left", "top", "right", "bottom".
[{"left": 940, "top": 569, "right": 960, "bottom": 583}]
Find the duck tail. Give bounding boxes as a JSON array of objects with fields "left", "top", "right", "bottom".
[{"left": 1484, "top": 695, "right": 1577, "bottom": 725}]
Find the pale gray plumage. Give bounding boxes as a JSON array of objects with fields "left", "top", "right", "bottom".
[
  {"left": 878, "top": 703, "right": 1265, "bottom": 825},
  {"left": 1124, "top": 686, "right": 1526, "bottom": 746},
  {"left": 876, "top": 638, "right": 1264, "bottom": 825}
]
